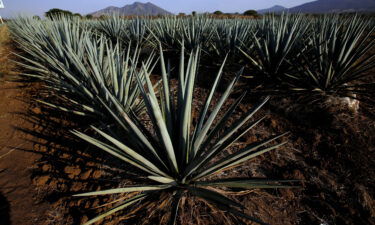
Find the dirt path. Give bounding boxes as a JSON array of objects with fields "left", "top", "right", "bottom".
[{"left": 0, "top": 26, "right": 49, "bottom": 225}]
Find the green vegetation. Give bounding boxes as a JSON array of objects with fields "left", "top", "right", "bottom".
[
  {"left": 7, "top": 13, "right": 375, "bottom": 224},
  {"left": 291, "top": 16, "right": 375, "bottom": 99},
  {"left": 73, "top": 46, "right": 293, "bottom": 225},
  {"left": 73, "top": 13, "right": 82, "bottom": 18},
  {"left": 240, "top": 14, "right": 309, "bottom": 82},
  {"left": 10, "top": 17, "right": 148, "bottom": 119},
  {"left": 213, "top": 10, "right": 223, "bottom": 15},
  {"left": 243, "top": 10, "right": 258, "bottom": 16},
  {"left": 45, "top": 8, "right": 83, "bottom": 19},
  {"left": 45, "top": 8, "right": 74, "bottom": 18},
  {"left": 86, "top": 14, "right": 374, "bottom": 102}
]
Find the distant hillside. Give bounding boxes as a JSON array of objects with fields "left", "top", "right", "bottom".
[
  {"left": 258, "top": 5, "right": 287, "bottom": 14},
  {"left": 91, "top": 2, "right": 172, "bottom": 17},
  {"left": 289, "top": 0, "right": 375, "bottom": 13}
]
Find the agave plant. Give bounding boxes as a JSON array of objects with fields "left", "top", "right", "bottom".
[
  {"left": 93, "top": 15, "right": 129, "bottom": 43},
  {"left": 148, "top": 16, "right": 181, "bottom": 50},
  {"left": 10, "top": 16, "right": 151, "bottom": 118},
  {"left": 240, "top": 14, "right": 310, "bottom": 83},
  {"left": 149, "top": 16, "right": 215, "bottom": 51},
  {"left": 124, "top": 18, "right": 151, "bottom": 46},
  {"left": 178, "top": 16, "right": 215, "bottom": 51},
  {"left": 49, "top": 38, "right": 153, "bottom": 116},
  {"left": 9, "top": 17, "right": 89, "bottom": 67},
  {"left": 73, "top": 45, "right": 295, "bottom": 225},
  {"left": 287, "top": 15, "right": 375, "bottom": 101},
  {"left": 211, "top": 19, "right": 255, "bottom": 57}
]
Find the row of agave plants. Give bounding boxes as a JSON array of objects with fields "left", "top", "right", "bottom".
[
  {"left": 90, "top": 14, "right": 375, "bottom": 103},
  {"left": 8, "top": 14, "right": 374, "bottom": 224},
  {"left": 13, "top": 14, "right": 375, "bottom": 102},
  {"left": 9, "top": 16, "right": 296, "bottom": 225}
]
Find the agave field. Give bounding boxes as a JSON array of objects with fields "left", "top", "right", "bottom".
[{"left": 1, "top": 14, "right": 375, "bottom": 225}]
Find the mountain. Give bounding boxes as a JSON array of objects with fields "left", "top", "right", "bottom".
[
  {"left": 258, "top": 5, "right": 287, "bottom": 14},
  {"left": 91, "top": 2, "right": 172, "bottom": 17},
  {"left": 289, "top": 0, "right": 375, "bottom": 13}
]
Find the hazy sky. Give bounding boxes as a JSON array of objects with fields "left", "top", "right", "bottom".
[{"left": 1, "top": 0, "right": 313, "bottom": 18}]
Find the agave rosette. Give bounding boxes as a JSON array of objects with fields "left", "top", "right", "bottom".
[
  {"left": 73, "top": 44, "right": 295, "bottom": 225},
  {"left": 93, "top": 15, "right": 129, "bottom": 43},
  {"left": 240, "top": 14, "right": 310, "bottom": 84},
  {"left": 10, "top": 16, "right": 150, "bottom": 119},
  {"left": 288, "top": 15, "right": 375, "bottom": 101},
  {"left": 211, "top": 19, "right": 255, "bottom": 57},
  {"left": 148, "top": 16, "right": 181, "bottom": 50}
]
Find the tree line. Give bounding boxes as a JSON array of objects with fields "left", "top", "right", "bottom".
[{"left": 42, "top": 8, "right": 259, "bottom": 19}]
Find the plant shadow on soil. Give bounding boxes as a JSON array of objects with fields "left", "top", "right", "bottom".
[
  {"left": 12, "top": 106, "right": 195, "bottom": 224},
  {"left": 0, "top": 191, "right": 11, "bottom": 225},
  {"left": 265, "top": 96, "right": 375, "bottom": 225},
  {"left": 8, "top": 82, "right": 151, "bottom": 224}
]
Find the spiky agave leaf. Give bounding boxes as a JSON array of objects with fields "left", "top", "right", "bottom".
[
  {"left": 74, "top": 44, "right": 295, "bottom": 225},
  {"left": 287, "top": 15, "right": 375, "bottom": 102},
  {"left": 178, "top": 16, "right": 215, "bottom": 51},
  {"left": 9, "top": 16, "right": 150, "bottom": 119},
  {"left": 240, "top": 13, "right": 310, "bottom": 82},
  {"left": 211, "top": 19, "right": 255, "bottom": 57},
  {"left": 126, "top": 18, "right": 152, "bottom": 46},
  {"left": 93, "top": 14, "right": 129, "bottom": 43},
  {"left": 91, "top": 16, "right": 152, "bottom": 47},
  {"left": 148, "top": 16, "right": 181, "bottom": 50}
]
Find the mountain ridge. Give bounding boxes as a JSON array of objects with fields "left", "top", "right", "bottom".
[
  {"left": 258, "top": 5, "right": 287, "bottom": 14},
  {"left": 289, "top": 0, "right": 375, "bottom": 13},
  {"left": 91, "top": 2, "right": 172, "bottom": 17},
  {"left": 257, "top": 0, "right": 375, "bottom": 13}
]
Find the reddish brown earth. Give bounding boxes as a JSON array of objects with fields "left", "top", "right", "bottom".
[
  {"left": 0, "top": 25, "right": 50, "bottom": 225},
  {"left": 0, "top": 70, "right": 49, "bottom": 224}
]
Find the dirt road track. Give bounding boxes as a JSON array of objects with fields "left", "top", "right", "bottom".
[{"left": 0, "top": 79, "right": 49, "bottom": 225}]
